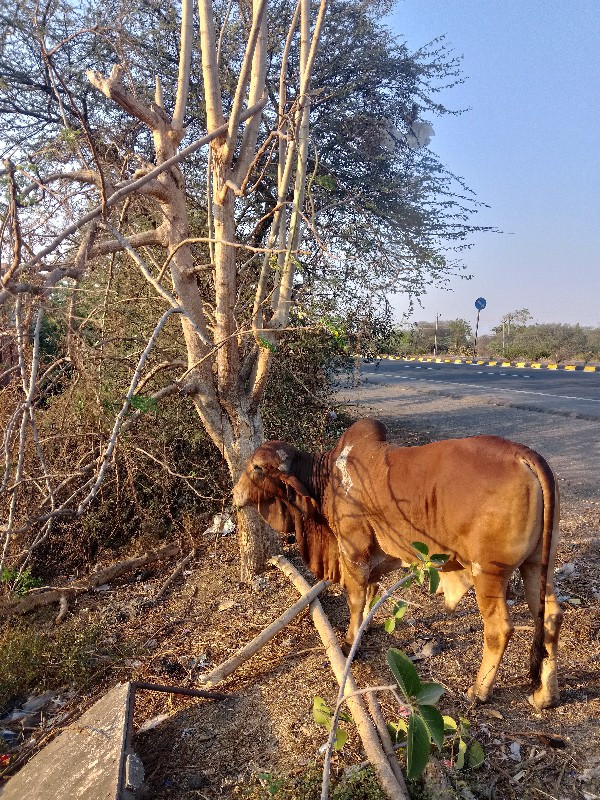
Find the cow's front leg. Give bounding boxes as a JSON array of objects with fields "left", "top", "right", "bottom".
[{"left": 340, "top": 555, "right": 370, "bottom": 656}]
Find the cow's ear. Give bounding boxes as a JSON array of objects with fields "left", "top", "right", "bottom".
[
  {"left": 280, "top": 473, "right": 317, "bottom": 519},
  {"left": 258, "top": 497, "right": 295, "bottom": 533}
]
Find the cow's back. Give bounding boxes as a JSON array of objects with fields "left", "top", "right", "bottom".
[{"left": 327, "top": 427, "right": 548, "bottom": 571}]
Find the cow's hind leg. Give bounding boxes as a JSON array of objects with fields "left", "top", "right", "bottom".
[
  {"left": 468, "top": 572, "right": 514, "bottom": 703},
  {"left": 519, "top": 560, "right": 563, "bottom": 709}
]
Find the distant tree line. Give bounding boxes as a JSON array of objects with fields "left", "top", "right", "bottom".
[{"left": 377, "top": 310, "right": 600, "bottom": 362}]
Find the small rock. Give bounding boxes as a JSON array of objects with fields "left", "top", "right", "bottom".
[
  {"left": 412, "top": 640, "right": 442, "bottom": 660},
  {"left": 204, "top": 513, "right": 235, "bottom": 536},
  {"left": 218, "top": 599, "right": 236, "bottom": 612},
  {"left": 509, "top": 741, "right": 522, "bottom": 762},
  {"left": 557, "top": 562, "right": 576, "bottom": 578},
  {"left": 252, "top": 575, "right": 269, "bottom": 591},
  {"left": 579, "top": 766, "right": 600, "bottom": 784}
]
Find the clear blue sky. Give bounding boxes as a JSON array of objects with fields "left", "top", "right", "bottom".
[{"left": 388, "top": 1, "right": 600, "bottom": 333}]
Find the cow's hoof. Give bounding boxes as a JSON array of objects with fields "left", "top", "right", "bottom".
[
  {"left": 466, "top": 684, "right": 490, "bottom": 704},
  {"left": 527, "top": 691, "right": 560, "bottom": 711},
  {"left": 341, "top": 642, "right": 352, "bottom": 657}
]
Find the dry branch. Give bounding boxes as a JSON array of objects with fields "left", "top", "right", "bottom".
[
  {"left": 270, "top": 555, "right": 409, "bottom": 800},
  {"left": 1, "top": 543, "right": 179, "bottom": 618},
  {"left": 150, "top": 547, "right": 197, "bottom": 604},
  {"left": 366, "top": 693, "right": 410, "bottom": 796},
  {"left": 201, "top": 577, "right": 330, "bottom": 686}
]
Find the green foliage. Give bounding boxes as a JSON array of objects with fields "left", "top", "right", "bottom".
[
  {"left": 129, "top": 395, "right": 158, "bottom": 413},
  {"left": 262, "top": 325, "right": 351, "bottom": 452},
  {"left": 386, "top": 647, "right": 446, "bottom": 778},
  {"left": 0, "top": 566, "right": 43, "bottom": 597},
  {"left": 312, "top": 696, "right": 350, "bottom": 751},
  {"left": 484, "top": 320, "right": 599, "bottom": 362},
  {"left": 442, "top": 716, "right": 485, "bottom": 770},
  {"left": 237, "top": 765, "right": 387, "bottom": 800},
  {"left": 409, "top": 542, "right": 449, "bottom": 594},
  {"left": 386, "top": 647, "right": 484, "bottom": 776},
  {"left": 0, "top": 619, "right": 123, "bottom": 710}
]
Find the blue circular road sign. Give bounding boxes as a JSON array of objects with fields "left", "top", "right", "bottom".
[{"left": 475, "top": 297, "right": 487, "bottom": 311}]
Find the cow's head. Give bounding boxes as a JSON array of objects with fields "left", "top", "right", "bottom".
[{"left": 233, "top": 441, "right": 318, "bottom": 533}]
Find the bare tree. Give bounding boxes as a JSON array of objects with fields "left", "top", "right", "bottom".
[{"left": 0, "top": 0, "right": 327, "bottom": 581}]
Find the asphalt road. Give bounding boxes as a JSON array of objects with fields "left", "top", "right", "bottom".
[{"left": 357, "top": 359, "right": 600, "bottom": 420}]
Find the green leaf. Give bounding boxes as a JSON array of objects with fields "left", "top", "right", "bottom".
[
  {"left": 369, "top": 594, "right": 381, "bottom": 610},
  {"left": 468, "top": 740, "right": 485, "bottom": 769},
  {"left": 387, "top": 648, "right": 421, "bottom": 698},
  {"left": 456, "top": 737, "right": 467, "bottom": 769},
  {"left": 418, "top": 704, "right": 445, "bottom": 749},
  {"left": 428, "top": 566, "right": 440, "bottom": 594},
  {"left": 393, "top": 601, "right": 407, "bottom": 620},
  {"left": 384, "top": 617, "right": 396, "bottom": 634},
  {"left": 387, "top": 720, "right": 408, "bottom": 744},
  {"left": 459, "top": 717, "right": 471, "bottom": 734},
  {"left": 313, "top": 696, "right": 331, "bottom": 726},
  {"left": 407, "top": 713, "right": 431, "bottom": 779},
  {"left": 411, "top": 541, "right": 429, "bottom": 560},
  {"left": 413, "top": 569, "right": 425, "bottom": 586},
  {"left": 257, "top": 335, "right": 277, "bottom": 352},
  {"left": 443, "top": 715, "right": 458, "bottom": 733},
  {"left": 442, "top": 715, "right": 458, "bottom": 733},
  {"left": 416, "top": 682, "right": 445, "bottom": 706},
  {"left": 334, "top": 727, "right": 348, "bottom": 751},
  {"left": 430, "top": 554, "right": 450, "bottom": 564}
]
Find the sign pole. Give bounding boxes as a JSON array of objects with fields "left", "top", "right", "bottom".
[{"left": 473, "top": 297, "right": 486, "bottom": 358}]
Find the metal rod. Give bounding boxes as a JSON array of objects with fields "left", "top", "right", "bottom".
[{"left": 131, "top": 681, "right": 231, "bottom": 700}]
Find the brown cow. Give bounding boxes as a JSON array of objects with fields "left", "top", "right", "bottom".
[{"left": 233, "top": 418, "right": 563, "bottom": 710}]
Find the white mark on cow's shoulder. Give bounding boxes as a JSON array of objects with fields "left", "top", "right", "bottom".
[
  {"left": 335, "top": 444, "right": 353, "bottom": 494},
  {"left": 471, "top": 561, "right": 483, "bottom": 576}
]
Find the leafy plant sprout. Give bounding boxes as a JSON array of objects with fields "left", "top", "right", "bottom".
[{"left": 315, "top": 543, "right": 484, "bottom": 799}]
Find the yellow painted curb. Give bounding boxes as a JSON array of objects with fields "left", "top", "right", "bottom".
[
  {"left": 584, "top": 366, "right": 597, "bottom": 372},
  {"left": 564, "top": 365, "right": 576, "bottom": 371},
  {"left": 547, "top": 364, "right": 558, "bottom": 370}
]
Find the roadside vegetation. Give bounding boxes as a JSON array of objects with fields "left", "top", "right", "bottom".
[{"left": 378, "top": 311, "right": 600, "bottom": 362}]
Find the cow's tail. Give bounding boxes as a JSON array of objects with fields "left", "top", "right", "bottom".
[{"left": 524, "top": 450, "right": 557, "bottom": 692}]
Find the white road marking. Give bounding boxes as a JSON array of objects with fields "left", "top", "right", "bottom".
[{"left": 392, "top": 375, "right": 600, "bottom": 403}]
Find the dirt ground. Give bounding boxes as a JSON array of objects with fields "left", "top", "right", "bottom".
[{"left": 3, "top": 395, "right": 600, "bottom": 800}]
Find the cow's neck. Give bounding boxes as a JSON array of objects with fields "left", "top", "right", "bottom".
[{"left": 293, "top": 450, "right": 330, "bottom": 504}]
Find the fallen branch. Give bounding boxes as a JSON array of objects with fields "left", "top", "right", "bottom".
[
  {"left": 1, "top": 543, "right": 179, "bottom": 618},
  {"left": 150, "top": 548, "right": 196, "bottom": 605},
  {"left": 366, "top": 692, "right": 410, "bottom": 796},
  {"left": 270, "top": 555, "right": 408, "bottom": 800},
  {"left": 320, "top": 574, "right": 413, "bottom": 800},
  {"left": 201, "top": 578, "right": 330, "bottom": 685}
]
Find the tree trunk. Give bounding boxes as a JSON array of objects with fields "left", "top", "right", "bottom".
[{"left": 238, "top": 506, "right": 280, "bottom": 583}]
